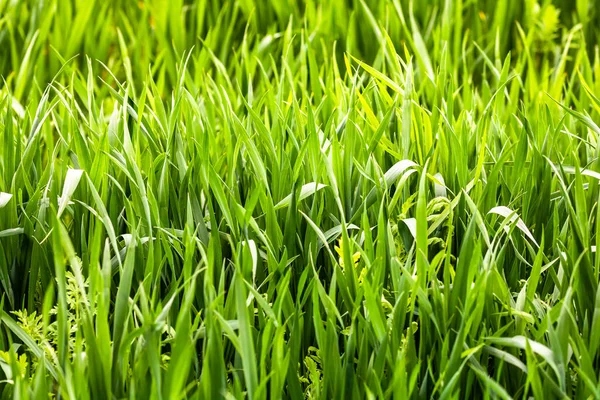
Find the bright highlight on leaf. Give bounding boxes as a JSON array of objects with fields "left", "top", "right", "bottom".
[
  {"left": 57, "top": 169, "right": 84, "bottom": 217},
  {"left": 0, "top": 193, "right": 13, "bottom": 208},
  {"left": 275, "top": 182, "right": 327, "bottom": 210},
  {"left": 488, "top": 206, "right": 538, "bottom": 246}
]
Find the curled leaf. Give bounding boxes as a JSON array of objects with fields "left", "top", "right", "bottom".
[
  {"left": 275, "top": 182, "right": 327, "bottom": 210},
  {"left": 0, "top": 193, "right": 13, "bottom": 209},
  {"left": 488, "top": 206, "right": 538, "bottom": 246},
  {"left": 58, "top": 169, "right": 84, "bottom": 217}
]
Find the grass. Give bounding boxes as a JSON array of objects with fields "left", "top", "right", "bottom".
[{"left": 1, "top": 0, "right": 600, "bottom": 398}]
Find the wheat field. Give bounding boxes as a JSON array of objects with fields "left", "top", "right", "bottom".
[{"left": 1, "top": 0, "right": 600, "bottom": 398}]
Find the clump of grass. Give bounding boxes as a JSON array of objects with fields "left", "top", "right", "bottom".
[{"left": 1, "top": 0, "right": 600, "bottom": 398}]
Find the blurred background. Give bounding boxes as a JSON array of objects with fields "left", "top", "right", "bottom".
[{"left": 0, "top": 0, "right": 597, "bottom": 100}]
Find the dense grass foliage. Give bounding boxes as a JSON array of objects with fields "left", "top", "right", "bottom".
[{"left": 2, "top": 0, "right": 600, "bottom": 398}]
